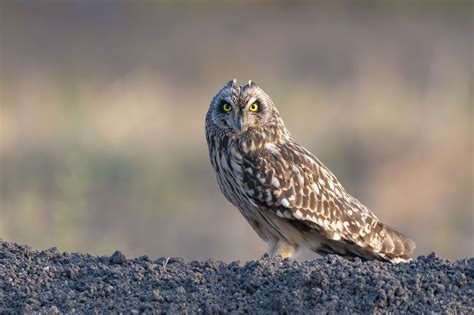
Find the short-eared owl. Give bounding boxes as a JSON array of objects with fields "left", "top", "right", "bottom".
[{"left": 205, "top": 79, "right": 415, "bottom": 262}]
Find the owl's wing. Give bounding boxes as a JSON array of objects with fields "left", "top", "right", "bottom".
[{"left": 241, "top": 141, "right": 415, "bottom": 260}]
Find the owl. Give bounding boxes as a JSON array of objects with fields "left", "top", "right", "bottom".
[{"left": 205, "top": 79, "right": 416, "bottom": 262}]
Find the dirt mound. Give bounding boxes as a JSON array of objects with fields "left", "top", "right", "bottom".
[{"left": 0, "top": 241, "right": 472, "bottom": 313}]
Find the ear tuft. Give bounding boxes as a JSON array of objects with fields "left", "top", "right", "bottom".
[
  {"left": 226, "top": 78, "right": 237, "bottom": 87},
  {"left": 247, "top": 80, "right": 257, "bottom": 87}
]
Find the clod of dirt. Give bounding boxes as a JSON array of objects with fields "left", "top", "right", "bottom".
[
  {"left": 110, "top": 250, "right": 126, "bottom": 265},
  {"left": 0, "top": 241, "right": 472, "bottom": 313}
]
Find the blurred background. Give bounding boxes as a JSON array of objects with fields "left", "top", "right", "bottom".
[{"left": 0, "top": 1, "right": 472, "bottom": 261}]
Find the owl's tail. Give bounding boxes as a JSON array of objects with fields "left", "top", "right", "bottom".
[
  {"left": 375, "top": 223, "right": 416, "bottom": 262},
  {"left": 314, "top": 222, "right": 416, "bottom": 263}
]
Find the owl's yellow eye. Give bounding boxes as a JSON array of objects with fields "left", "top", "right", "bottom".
[
  {"left": 222, "top": 103, "right": 232, "bottom": 112},
  {"left": 249, "top": 103, "right": 259, "bottom": 112}
]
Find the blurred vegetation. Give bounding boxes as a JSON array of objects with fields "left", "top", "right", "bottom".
[{"left": 0, "top": 1, "right": 472, "bottom": 261}]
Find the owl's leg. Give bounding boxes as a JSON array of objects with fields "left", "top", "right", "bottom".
[{"left": 268, "top": 240, "right": 296, "bottom": 259}]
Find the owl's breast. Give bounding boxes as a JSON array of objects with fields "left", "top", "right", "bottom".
[{"left": 208, "top": 136, "right": 244, "bottom": 203}]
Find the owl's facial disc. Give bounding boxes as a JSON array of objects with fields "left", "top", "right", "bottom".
[
  {"left": 210, "top": 79, "right": 274, "bottom": 135},
  {"left": 224, "top": 100, "right": 264, "bottom": 134}
]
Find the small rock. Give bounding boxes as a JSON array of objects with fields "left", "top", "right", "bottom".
[
  {"left": 110, "top": 250, "right": 126, "bottom": 264},
  {"left": 151, "top": 289, "right": 161, "bottom": 301}
]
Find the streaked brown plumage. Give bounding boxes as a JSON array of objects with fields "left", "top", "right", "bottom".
[{"left": 205, "top": 79, "right": 415, "bottom": 262}]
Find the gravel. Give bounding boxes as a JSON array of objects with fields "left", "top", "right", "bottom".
[{"left": 0, "top": 241, "right": 472, "bottom": 314}]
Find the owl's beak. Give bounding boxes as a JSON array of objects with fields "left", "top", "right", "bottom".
[{"left": 233, "top": 114, "right": 246, "bottom": 134}]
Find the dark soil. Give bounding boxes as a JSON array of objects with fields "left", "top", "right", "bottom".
[{"left": 0, "top": 241, "right": 472, "bottom": 314}]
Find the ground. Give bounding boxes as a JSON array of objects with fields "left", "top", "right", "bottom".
[{"left": 0, "top": 241, "right": 472, "bottom": 313}]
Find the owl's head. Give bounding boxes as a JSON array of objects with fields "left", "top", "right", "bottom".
[{"left": 207, "top": 79, "right": 278, "bottom": 136}]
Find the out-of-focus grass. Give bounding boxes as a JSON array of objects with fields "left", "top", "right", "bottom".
[{"left": 0, "top": 1, "right": 472, "bottom": 260}]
